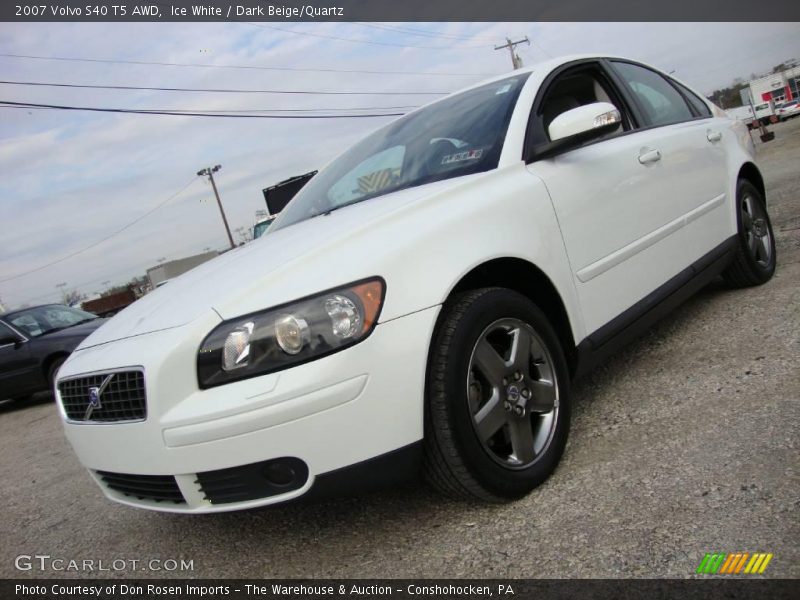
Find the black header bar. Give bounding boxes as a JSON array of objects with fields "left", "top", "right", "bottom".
[{"left": 3, "top": 1, "right": 800, "bottom": 22}]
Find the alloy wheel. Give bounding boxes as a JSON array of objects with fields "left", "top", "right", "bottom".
[
  {"left": 741, "top": 193, "right": 773, "bottom": 268},
  {"left": 466, "top": 318, "right": 559, "bottom": 469}
]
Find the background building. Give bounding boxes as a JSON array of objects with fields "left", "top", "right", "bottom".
[
  {"left": 146, "top": 251, "right": 219, "bottom": 289},
  {"left": 749, "top": 65, "right": 800, "bottom": 104}
]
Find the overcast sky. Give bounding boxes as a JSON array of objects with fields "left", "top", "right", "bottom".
[{"left": 1, "top": 22, "right": 798, "bottom": 309}]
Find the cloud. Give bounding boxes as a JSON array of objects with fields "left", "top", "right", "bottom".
[{"left": 0, "top": 21, "right": 798, "bottom": 308}]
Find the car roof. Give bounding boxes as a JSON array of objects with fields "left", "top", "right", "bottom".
[{"left": 408, "top": 54, "right": 677, "bottom": 115}]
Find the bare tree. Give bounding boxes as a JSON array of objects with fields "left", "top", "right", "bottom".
[{"left": 63, "top": 289, "right": 83, "bottom": 306}]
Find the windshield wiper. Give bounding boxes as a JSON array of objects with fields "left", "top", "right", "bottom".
[
  {"left": 71, "top": 318, "right": 98, "bottom": 326},
  {"left": 39, "top": 318, "right": 97, "bottom": 336},
  {"left": 320, "top": 198, "right": 367, "bottom": 217}
]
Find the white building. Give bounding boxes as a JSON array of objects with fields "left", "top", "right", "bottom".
[{"left": 749, "top": 65, "right": 800, "bottom": 105}]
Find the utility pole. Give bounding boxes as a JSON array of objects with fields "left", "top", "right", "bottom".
[
  {"left": 494, "top": 36, "right": 530, "bottom": 70},
  {"left": 56, "top": 282, "right": 67, "bottom": 303},
  {"left": 197, "top": 165, "right": 235, "bottom": 250}
]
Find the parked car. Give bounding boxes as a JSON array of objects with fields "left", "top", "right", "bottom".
[
  {"left": 0, "top": 305, "right": 104, "bottom": 402},
  {"left": 777, "top": 100, "right": 800, "bottom": 121},
  {"left": 753, "top": 100, "right": 777, "bottom": 126},
  {"left": 55, "top": 55, "right": 776, "bottom": 512},
  {"left": 725, "top": 105, "right": 756, "bottom": 129}
]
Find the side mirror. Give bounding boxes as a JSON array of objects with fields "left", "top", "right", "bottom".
[
  {"left": 549, "top": 102, "right": 621, "bottom": 141},
  {"left": 528, "top": 102, "right": 622, "bottom": 161}
]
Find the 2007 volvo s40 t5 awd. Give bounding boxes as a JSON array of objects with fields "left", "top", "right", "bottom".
[{"left": 55, "top": 55, "right": 776, "bottom": 512}]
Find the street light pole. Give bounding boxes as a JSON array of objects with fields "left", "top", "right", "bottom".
[{"left": 197, "top": 165, "right": 235, "bottom": 250}]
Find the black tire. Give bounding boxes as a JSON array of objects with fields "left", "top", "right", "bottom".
[
  {"left": 47, "top": 357, "right": 67, "bottom": 395},
  {"left": 722, "top": 179, "right": 777, "bottom": 288},
  {"left": 423, "top": 288, "right": 571, "bottom": 502}
]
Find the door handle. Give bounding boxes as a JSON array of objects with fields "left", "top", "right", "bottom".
[
  {"left": 707, "top": 130, "right": 722, "bottom": 142},
  {"left": 638, "top": 148, "right": 661, "bottom": 165}
]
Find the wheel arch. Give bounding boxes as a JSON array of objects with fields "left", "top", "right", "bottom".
[
  {"left": 42, "top": 352, "right": 70, "bottom": 383},
  {"left": 738, "top": 162, "right": 766, "bottom": 204},
  {"left": 442, "top": 257, "right": 578, "bottom": 378}
]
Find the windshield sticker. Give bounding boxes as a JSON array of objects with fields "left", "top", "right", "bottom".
[
  {"left": 441, "top": 149, "right": 484, "bottom": 165},
  {"left": 495, "top": 83, "right": 513, "bottom": 95}
]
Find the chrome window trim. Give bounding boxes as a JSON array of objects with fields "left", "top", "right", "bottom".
[{"left": 0, "top": 318, "right": 30, "bottom": 348}]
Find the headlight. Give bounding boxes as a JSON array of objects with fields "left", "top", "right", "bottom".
[{"left": 197, "top": 277, "right": 385, "bottom": 388}]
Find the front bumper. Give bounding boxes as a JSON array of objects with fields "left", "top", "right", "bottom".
[{"left": 57, "top": 306, "right": 439, "bottom": 513}]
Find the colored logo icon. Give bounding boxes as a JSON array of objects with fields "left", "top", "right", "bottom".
[{"left": 696, "top": 552, "right": 773, "bottom": 575}]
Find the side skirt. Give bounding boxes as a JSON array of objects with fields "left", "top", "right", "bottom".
[{"left": 574, "top": 236, "right": 737, "bottom": 378}]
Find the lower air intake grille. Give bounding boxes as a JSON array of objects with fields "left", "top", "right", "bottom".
[
  {"left": 196, "top": 458, "right": 308, "bottom": 505},
  {"left": 59, "top": 370, "right": 146, "bottom": 422},
  {"left": 97, "top": 471, "right": 185, "bottom": 504}
]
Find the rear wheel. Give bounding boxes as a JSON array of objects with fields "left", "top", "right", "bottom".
[
  {"left": 423, "top": 288, "right": 571, "bottom": 502},
  {"left": 723, "top": 179, "right": 776, "bottom": 288}
]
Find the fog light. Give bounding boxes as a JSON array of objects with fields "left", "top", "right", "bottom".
[
  {"left": 222, "top": 322, "right": 254, "bottom": 371},
  {"left": 263, "top": 461, "right": 296, "bottom": 486},
  {"left": 275, "top": 314, "right": 309, "bottom": 355},
  {"left": 325, "top": 294, "right": 361, "bottom": 339}
]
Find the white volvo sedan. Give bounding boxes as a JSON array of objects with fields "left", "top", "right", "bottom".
[{"left": 56, "top": 55, "right": 776, "bottom": 512}]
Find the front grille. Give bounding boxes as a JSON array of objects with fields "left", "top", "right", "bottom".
[
  {"left": 58, "top": 370, "right": 146, "bottom": 422},
  {"left": 97, "top": 471, "right": 185, "bottom": 504}
]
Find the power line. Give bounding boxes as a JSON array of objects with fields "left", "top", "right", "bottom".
[
  {"left": 530, "top": 38, "right": 554, "bottom": 59},
  {"left": 0, "top": 79, "right": 449, "bottom": 96},
  {"left": 0, "top": 52, "right": 492, "bottom": 77},
  {"left": 0, "top": 103, "right": 419, "bottom": 113},
  {"left": 352, "top": 23, "right": 501, "bottom": 43},
  {"left": 0, "top": 100, "right": 408, "bottom": 119},
  {"left": 14, "top": 230, "right": 234, "bottom": 305},
  {"left": 247, "top": 23, "right": 490, "bottom": 50},
  {"left": 0, "top": 178, "right": 198, "bottom": 284}
]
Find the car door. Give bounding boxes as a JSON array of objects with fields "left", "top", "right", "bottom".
[
  {"left": 525, "top": 60, "right": 700, "bottom": 337},
  {"left": 608, "top": 60, "right": 730, "bottom": 266},
  {"left": 0, "top": 320, "right": 36, "bottom": 398}
]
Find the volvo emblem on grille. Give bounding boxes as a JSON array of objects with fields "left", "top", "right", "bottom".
[
  {"left": 88, "top": 387, "right": 101, "bottom": 408},
  {"left": 84, "top": 374, "right": 114, "bottom": 420}
]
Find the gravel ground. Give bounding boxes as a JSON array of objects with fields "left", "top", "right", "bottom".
[{"left": 1, "top": 118, "right": 798, "bottom": 580}]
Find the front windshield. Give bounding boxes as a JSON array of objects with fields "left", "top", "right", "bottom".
[
  {"left": 272, "top": 73, "right": 529, "bottom": 230},
  {"left": 6, "top": 305, "right": 97, "bottom": 337}
]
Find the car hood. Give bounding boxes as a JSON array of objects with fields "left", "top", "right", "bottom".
[
  {"left": 76, "top": 175, "right": 482, "bottom": 350},
  {"left": 39, "top": 318, "right": 106, "bottom": 340}
]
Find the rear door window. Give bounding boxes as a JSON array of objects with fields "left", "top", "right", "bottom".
[
  {"left": 611, "top": 61, "right": 694, "bottom": 126},
  {"left": 671, "top": 80, "right": 712, "bottom": 118}
]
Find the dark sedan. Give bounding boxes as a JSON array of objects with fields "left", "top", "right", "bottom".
[{"left": 0, "top": 304, "right": 105, "bottom": 401}]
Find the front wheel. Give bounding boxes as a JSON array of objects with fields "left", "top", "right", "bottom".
[
  {"left": 47, "top": 357, "right": 66, "bottom": 395},
  {"left": 423, "top": 288, "right": 571, "bottom": 502},
  {"left": 722, "top": 179, "right": 776, "bottom": 288}
]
